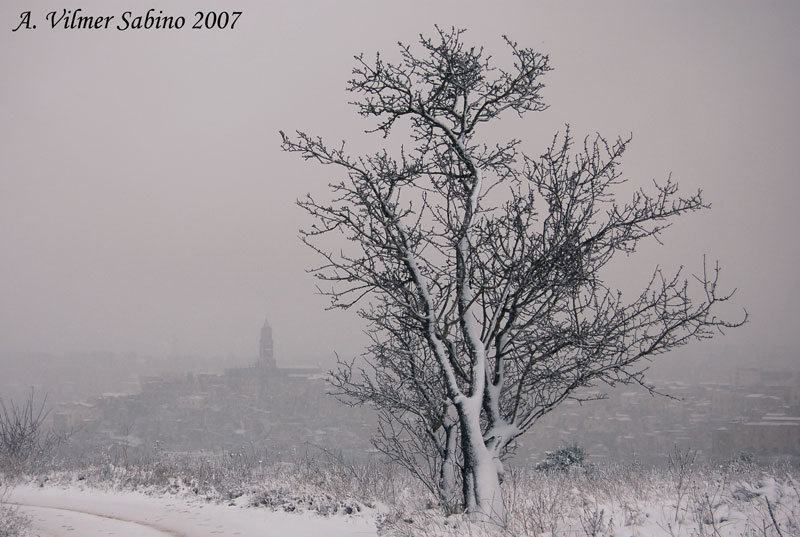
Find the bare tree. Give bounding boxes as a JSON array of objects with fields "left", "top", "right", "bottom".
[
  {"left": 331, "top": 333, "right": 462, "bottom": 511},
  {"left": 0, "top": 389, "right": 68, "bottom": 473},
  {"left": 281, "top": 27, "right": 744, "bottom": 523}
]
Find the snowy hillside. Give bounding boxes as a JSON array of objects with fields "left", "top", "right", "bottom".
[
  {"left": 9, "top": 484, "right": 376, "bottom": 537},
  {"left": 3, "top": 454, "right": 798, "bottom": 537}
]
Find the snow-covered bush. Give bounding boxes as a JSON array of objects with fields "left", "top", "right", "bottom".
[
  {"left": 18, "top": 444, "right": 430, "bottom": 518},
  {"left": 0, "top": 506, "right": 29, "bottom": 537},
  {"left": 382, "top": 461, "right": 800, "bottom": 537},
  {"left": 535, "top": 444, "right": 590, "bottom": 473},
  {"left": 0, "top": 487, "right": 31, "bottom": 537},
  {"left": 8, "top": 441, "right": 800, "bottom": 535}
]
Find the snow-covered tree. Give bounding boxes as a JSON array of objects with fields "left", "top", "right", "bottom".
[{"left": 281, "top": 27, "right": 744, "bottom": 523}]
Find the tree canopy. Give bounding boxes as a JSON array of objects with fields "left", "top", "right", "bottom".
[{"left": 281, "top": 27, "right": 744, "bottom": 522}]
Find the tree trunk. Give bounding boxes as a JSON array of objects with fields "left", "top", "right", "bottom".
[
  {"left": 438, "top": 420, "right": 460, "bottom": 513},
  {"left": 457, "top": 402, "right": 505, "bottom": 525}
]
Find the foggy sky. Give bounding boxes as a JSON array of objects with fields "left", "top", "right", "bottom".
[{"left": 1, "top": 1, "right": 798, "bottom": 370}]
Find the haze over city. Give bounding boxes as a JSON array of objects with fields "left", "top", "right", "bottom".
[
  {"left": 2, "top": 3, "right": 800, "bottom": 536},
  {"left": 1, "top": 1, "right": 798, "bottom": 374}
]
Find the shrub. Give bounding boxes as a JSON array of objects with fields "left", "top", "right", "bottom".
[
  {"left": 0, "top": 487, "right": 31, "bottom": 537},
  {"left": 535, "top": 444, "right": 589, "bottom": 473},
  {"left": 0, "top": 390, "right": 68, "bottom": 474}
]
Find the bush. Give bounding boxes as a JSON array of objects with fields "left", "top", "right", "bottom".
[
  {"left": 535, "top": 444, "right": 589, "bottom": 473},
  {"left": 0, "top": 487, "right": 31, "bottom": 537},
  {"left": 0, "top": 390, "right": 68, "bottom": 474}
]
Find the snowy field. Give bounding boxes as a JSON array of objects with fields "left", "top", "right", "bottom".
[
  {"left": 399, "top": 469, "right": 800, "bottom": 537},
  {"left": 2, "top": 454, "right": 798, "bottom": 537},
  {"left": 9, "top": 484, "right": 376, "bottom": 537}
]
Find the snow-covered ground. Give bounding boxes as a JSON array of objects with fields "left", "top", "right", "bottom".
[
  {"left": 10, "top": 484, "right": 377, "bottom": 537},
  {"left": 4, "top": 458, "right": 799, "bottom": 537},
  {"left": 391, "top": 467, "right": 800, "bottom": 537}
]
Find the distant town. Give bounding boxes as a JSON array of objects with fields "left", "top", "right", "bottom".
[
  {"left": 2, "top": 322, "right": 798, "bottom": 466},
  {"left": 519, "top": 367, "right": 800, "bottom": 464}
]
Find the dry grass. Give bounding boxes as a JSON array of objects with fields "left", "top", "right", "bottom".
[
  {"left": 383, "top": 461, "right": 799, "bottom": 537},
  {"left": 0, "top": 486, "right": 31, "bottom": 537},
  {"left": 3, "top": 442, "right": 798, "bottom": 536}
]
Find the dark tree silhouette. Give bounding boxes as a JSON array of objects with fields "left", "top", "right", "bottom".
[{"left": 281, "top": 27, "right": 745, "bottom": 522}]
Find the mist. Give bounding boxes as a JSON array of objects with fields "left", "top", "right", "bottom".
[
  {"left": 1, "top": 0, "right": 799, "bottom": 472},
  {"left": 2, "top": 5, "right": 800, "bottom": 535},
  {"left": 1, "top": 2, "right": 798, "bottom": 371}
]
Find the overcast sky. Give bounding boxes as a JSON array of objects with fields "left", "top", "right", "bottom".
[{"left": 1, "top": 1, "right": 798, "bottom": 369}]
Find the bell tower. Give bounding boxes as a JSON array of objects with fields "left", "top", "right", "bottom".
[{"left": 259, "top": 318, "right": 276, "bottom": 368}]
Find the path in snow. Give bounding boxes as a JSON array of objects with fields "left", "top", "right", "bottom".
[
  {"left": 19, "top": 504, "right": 174, "bottom": 537},
  {"left": 10, "top": 485, "right": 377, "bottom": 537}
]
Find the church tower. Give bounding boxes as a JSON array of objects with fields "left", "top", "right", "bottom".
[{"left": 259, "top": 318, "right": 276, "bottom": 368}]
